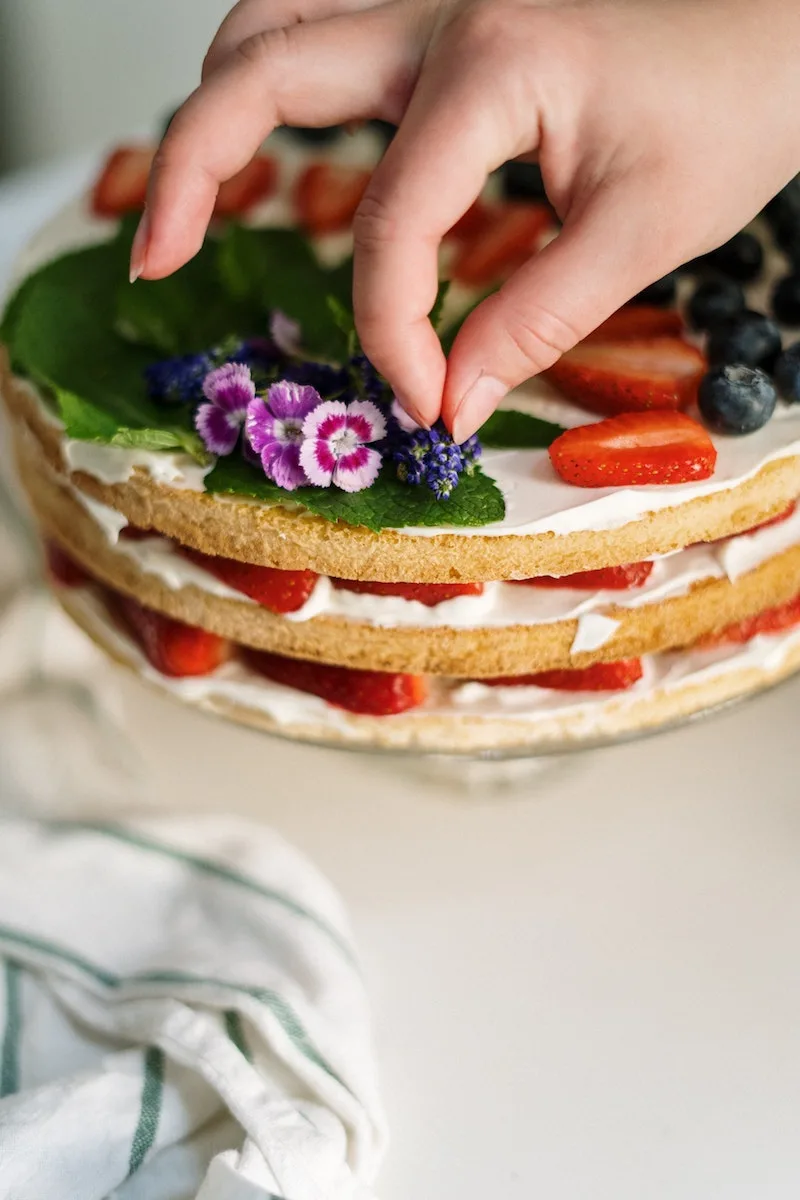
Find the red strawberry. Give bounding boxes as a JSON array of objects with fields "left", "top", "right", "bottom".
[
  {"left": 746, "top": 500, "right": 798, "bottom": 535},
  {"left": 549, "top": 412, "right": 717, "bottom": 488},
  {"left": 246, "top": 650, "right": 428, "bottom": 715},
  {"left": 332, "top": 579, "right": 484, "bottom": 606},
  {"left": 91, "top": 146, "right": 154, "bottom": 217},
  {"left": 515, "top": 561, "right": 654, "bottom": 591},
  {"left": 485, "top": 659, "right": 644, "bottom": 692},
  {"left": 699, "top": 593, "right": 800, "bottom": 649},
  {"left": 111, "top": 591, "right": 229, "bottom": 677},
  {"left": 452, "top": 203, "right": 554, "bottom": 285},
  {"left": 446, "top": 199, "right": 493, "bottom": 242},
  {"left": 546, "top": 338, "right": 706, "bottom": 416},
  {"left": 180, "top": 548, "right": 318, "bottom": 614},
  {"left": 585, "top": 307, "right": 685, "bottom": 344},
  {"left": 293, "top": 163, "right": 371, "bottom": 235},
  {"left": 215, "top": 155, "right": 278, "bottom": 216},
  {"left": 45, "top": 542, "right": 90, "bottom": 588}
]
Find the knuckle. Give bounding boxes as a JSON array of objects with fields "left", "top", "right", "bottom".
[
  {"left": 446, "top": 0, "right": 521, "bottom": 58},
  {"left": 235, "top": 26, "right": 296, "bottom": 83},
  {"left": 501, "top": 300, "right": 583, "bottom": 371},
  {"left": 352, "top": 191, "right": 400, "bottom": 254}
]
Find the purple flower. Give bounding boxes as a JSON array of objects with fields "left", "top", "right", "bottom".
[
  {"left": 269, "top": 311, "right": 302, "bottom": 357},
  {"left": 300, "top": 400, "right": 386, "bottom": 493},
  {"left": 194, "top": 363, "right": 257, "bottom": 456},
  {"left": 145, "top": 351, "right": 215, "bottom": 406},
  {"left": 394, "top": 422, "right": 482, "bottom": 500},
  {"left": 245, "top": 381, "right": 321, "bottom": 491}
]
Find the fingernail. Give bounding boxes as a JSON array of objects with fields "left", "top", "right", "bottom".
[
  {"left": 129, "top": 208, "right": 150, "bottom": 283},
  {"left": 394, "top": 395, "right": 431, "bottom": 431},
  {"left": 451, "top": 375, "right": 507, "bottom": 443}
]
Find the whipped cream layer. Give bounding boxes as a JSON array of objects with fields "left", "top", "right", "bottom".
[
  {"left": 61, "top": 584, "right": 800, "bottom": 748},
  {"left": 71, "top": 482, "right": 800, "bottom": 655},
  {"left": 8, "top": 130, "right": 800, "bottom": 542}
]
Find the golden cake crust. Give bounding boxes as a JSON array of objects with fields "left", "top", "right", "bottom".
[
  {"left": 20, "top": 421, "right": 800, "bottom": 677},
  {"left": 6, "top": 350, "right": 800, "bottom": 583},
  {"left": 55, "top": 583, "right": 800, "bottom": 754}
]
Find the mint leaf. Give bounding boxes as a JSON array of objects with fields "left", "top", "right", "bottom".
[
  {"left": 55, "top": 388, "right": 209, "bottom": 461},
  {"left": 115, "top": 237, "right": 254, "bottom": 355},
  {"left": 217, "top": 226, "right": 350, "bottom": 359},
  {"left": 480, "top": 409, "right": 565, "bottom": 449},
  {"left": 206, "top": 457, "right": 506, "bottom": 532}
]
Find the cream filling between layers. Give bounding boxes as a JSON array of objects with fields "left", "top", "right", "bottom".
[
  {"left": 70, "top": 483, "right": 800, "bottom": 655},
  {"left": 60, "top": 584, "right": 800, "bottom": 740},
  {"left": 8, "top": 158, "right": 800, "bottom": 543}
]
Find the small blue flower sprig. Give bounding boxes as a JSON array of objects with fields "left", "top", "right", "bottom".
[{"left": 145, "top": 314, "right": 483, "bottom": 500}]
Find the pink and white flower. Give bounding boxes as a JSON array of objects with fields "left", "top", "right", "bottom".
[
  {"left": 195, "top": 363, "right": 256, "bottom": 456},
  {"left": 269, "top": 310, "right": 302, "bottom": 357},
  {"left": 300, "top": 399, "right": 386, "bottom": 493},
  {"left": 245, "top": 380, "right": 320, "bottom": 491}
]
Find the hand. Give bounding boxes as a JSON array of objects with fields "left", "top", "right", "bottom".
[{"left": 133, "top": 0, "right": 800, "bottom": 439}]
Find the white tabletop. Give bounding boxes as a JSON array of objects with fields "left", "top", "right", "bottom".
[{"left": 2, "top": 160, "right": 800, "bottom": 1200}]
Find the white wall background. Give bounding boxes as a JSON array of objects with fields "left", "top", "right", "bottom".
[{"left": 1, "top": 0, "right": 231, "bottom": 173}]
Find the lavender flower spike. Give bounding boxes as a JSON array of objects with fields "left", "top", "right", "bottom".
[
  {"left": 245, "top": 380, "right": 321, "bottom": 491},
  {"left": 195, "top": 362, "right": 256, "bottom": 456},
  {"left": 300, "top": 399, "right": 387, "bottom": 493}
]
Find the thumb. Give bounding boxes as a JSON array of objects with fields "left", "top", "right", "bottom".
[{"left": 443, "top": 183, "right": 679, "bottom": 441}]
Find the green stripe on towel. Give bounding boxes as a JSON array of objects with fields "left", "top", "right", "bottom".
[
  {"left": 0, "top": 961, "right": 21, "bottom": 1097},
  {"left": 224, "top": 1009, "right": 253, "bottom": 1062},
  {"left": 52, "top": 822, "right": 357, "bottom": 968},
  {"left": 128, "top": 1046, "right": 165, "bottom": 1176}
]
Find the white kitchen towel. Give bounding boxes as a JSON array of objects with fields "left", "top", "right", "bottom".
[{"left": 0, "top": 815, "right": 387, "bottom": 1200}]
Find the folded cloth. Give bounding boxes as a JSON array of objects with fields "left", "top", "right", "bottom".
[{"left": 0, "top": 816, "right": 387, "bottom": 1200}]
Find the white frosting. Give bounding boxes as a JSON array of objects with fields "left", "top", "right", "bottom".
[
  {"left": 68, "top": 484, "right": 800, "bottom": 648},
  {"left": 9, "top": 133, "right": 800, "bottom": 543},
  {"left": 61, "top": 585, "right": 800, "bottom": 741},
  {"left": 571, "top": 614, "right": 622, "bottom": 655}
]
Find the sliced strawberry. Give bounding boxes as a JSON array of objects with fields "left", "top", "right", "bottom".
[
  {"left": 180, "top": 548, "right": 318, "bottom": 614},
  {"left": 699, "top": 593, "right": 800, "bottom": 649},
  {"left": 746, "top": 500, "right": 797, "bottom": 534},
  {"left": 110, "top": 591, "right": 229, "bottom": 677},
  {"left": 452, "top": 203, "right": 554, "bottom": 285},
  {"left": 246, "top": 650, "right": 428, "bottom": 715},
  {"left": 215, "top": 155, "right": 278, "bottom": 217},
  {"left": 585, "top": 307, "right": 685, "bottom": 344},
  {"left": 484, "top": 659, "right": 644, "bottom": 692},
  {"left": 515, "top": 561, "right": 654, "bottom": 591},
  {"left": 332, "top": 579, "right": 484, "bottom": 606},
  {"left": 549, "top": 412, "right": 717, "bottom": 488},
  {"left": 546, "top": 338, "right": 706, "bottom": 416},
  {"left": 446, "top": 199, "right": 493, "bottom": 242},
  {"left": 45, "top": 542, "right": 90, "bottom": 587},
  {"left": 90, "top": 146, "right": 154, "bottom": 217},
  {"left": 293, "top": 163, "right": 371, "bottom": 235}
]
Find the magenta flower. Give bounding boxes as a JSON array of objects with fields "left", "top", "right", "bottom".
[
  {"left": 300, "top": 399, "right": 387, "bottom": 493},
  {"left": 195, "top": 363, "right": 256, "bottom": 456},
  {"left": 245, "top": 381, "right": 320, "bottom": 491}
]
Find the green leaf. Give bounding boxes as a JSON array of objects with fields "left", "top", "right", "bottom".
[
  {"left": 480, "top": 409, "right": 565, "bottom": 449},
  {"left": 430, "top": 281, "right": 451, "bottom": 331},
  {"left": 217, "top": 226, "right": 350, "bottom": 359},
  {"left": 206, "top": 457, "right": 506, "bottom": 532},
  {"left": 55, "top": 387, "right": 209, "bottom": 461},
  {"left": 115, "top": 236, "right": 253, "bottom": 355}
]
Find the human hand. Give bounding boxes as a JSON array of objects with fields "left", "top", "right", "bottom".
[{"left": 133, "top": 0, "right": 800, "bottom": 438}]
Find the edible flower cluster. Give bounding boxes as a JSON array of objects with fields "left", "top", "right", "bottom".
[{"left": 146, "top": 316, "right": 482, "bottom": 499}]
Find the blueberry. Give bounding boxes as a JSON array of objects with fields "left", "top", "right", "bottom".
[
  {"left": 500, "top": 161, "right": 548, "bottom": 203},
  {"left": 698, "top": 365, "right": 777, "bottom": 435},
  {"left": 285, "top": 125, "right": 342, "bottom": 145},
  {"left": 772, "top": 274, "right": 800, "bottom": 325},
  {"left": 706, "top": 310, "right": 782, "bottom": 371},
  {"left": 774, "top": 342, "right": 800, "bottom": 403},
  {"left": 704, "top": 232, "right": 764, "bottom": 283},
  {"left": 764, "top": 175, "right": 800, "bottom": 232},
  {"left": 632, "top": 273, "right": 677, "bottom": 308},
  {"left": 688, "top": 279, "right": 746, "bottom": 331}
]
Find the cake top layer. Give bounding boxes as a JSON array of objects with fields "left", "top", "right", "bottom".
[{"left": 4, "top": 126, "right": 800, "bottom": 569}]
